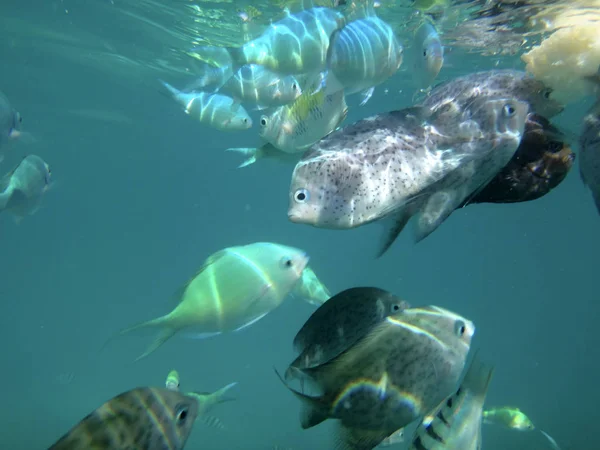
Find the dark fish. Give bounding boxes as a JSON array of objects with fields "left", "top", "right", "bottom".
[
  {"left": 463, "top": 113, "right": 574, "bottom": 205},
  {"left": 286, "top": 287, "right": 410, "bottom": 381},
  {"left": 48, "top": 387, "right": 198, "bottom": 450},
  {"left": 277, "top": 305, "right": 475, "bottom": 450},
  {"left": 580, "top": 71, "right": 600, "bottom": 214}
]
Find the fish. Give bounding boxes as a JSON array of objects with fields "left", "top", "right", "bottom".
[
  {"left": 420, "top": 69, "right": 564, "bottom": 119},
  {"left": 160, "top": 80, "right": 252, "bottom": 131},
  {"left": 463, "top": 113, "right": 574, "bottom": 205},
  {"left": 192, "top": 7, "right": 346, "bottom": 76},
  {"left": 409, "top": 352, "right": 494, "bottom": 450},
  {"left": 378, "top": 427, "right": 405, "bottom": 447},
  {"left": 579, "top": 69, "right": 600, "bottom": 214},
  {"left": 187, "top": 64, "right": 302, "bottom": 110},
  {"left": 107, "top": 242, "right": 309, "bottom": 361},
  {"left": 292, "top": 265, "right": 331, "bottom": 307},
  {"left": 321, "top": 12, "right": 404, "bottom": 105},
  {"left": 276, "top": 305, "right": 475, "bottom": 450},
  {"left": 286, "top": 287, "right": 410, "bottom": 381},
  {"left": 227, "top": 75, "right": 348, "bottom": 166},
  {"left": 411, "top": 19, "right": 444, "bottom": 91},
  {"left": 288, "top": 96, "right": 528, "bottom": 256},
  {"left": 48, "top": 387, "right": 198, "bottom": 450},
  {"left": 0, "top": 155, "right": 52, "bottom": 223},
  {"left": 0, "top": 91, "right": 24, "bottom": 163},
  {"left": 166, "top": 370, "right": 181, "bottom": 391}
]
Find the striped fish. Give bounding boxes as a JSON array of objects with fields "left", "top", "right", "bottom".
[
  {"left": 48, "top": 387, "right": 198, "bottom": 450},
  {"left": 409, "top": 353, "right": 494, "bottom": 450}
]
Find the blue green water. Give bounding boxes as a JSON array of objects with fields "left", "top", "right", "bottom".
[{"left": 0, "top": 1, "right": 598, "bottom": 449}]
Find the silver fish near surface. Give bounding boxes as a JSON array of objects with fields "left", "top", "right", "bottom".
[
  {"left": 0, "top": 154, "right": 52, "bottom": 223},
  {"left": 277, "top": 304, "right": 475, "bottom": 450},
  {"left": 160, "top": 80, "right": 252, "bottom": 131},
  {"left": 322, "top": 12, "right": 403, "bottom": 105},
  {"left": 192, "top": 7, "right": 346, "bottom": 76},
  {"left": 579, "top": 69, "right": 600, "bottom": 215},
  {"left": 288, "top": 95, "right": 528, "bottom": 256},
  {"left": 48, "top": 387, "right": 198, "bottom": 450},
  {"left": 420, "top": 69, "right": 564, "bottom": 119},
  {"left": 411, "top": 20, "right": 444, "bottom": 91},
  {"left": 409, "top": 352, "right": 494, "bottom": 450}
]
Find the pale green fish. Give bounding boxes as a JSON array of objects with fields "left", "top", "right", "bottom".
[
  {"left": 321, "top": 11, "right": 404, "bottom": 105},
  {"left": 0, "top": 91, "right": 23, "bottom": 163},
  {"left": 483, "top": 406, "right": 562, "bottom": 450},
  {"left": 48, "top": 387, "right": 198, "bottom": 450},
  {"left": 160, "top": 80, "right": 252, "bottom": 132},
  {"left": 409, "top": 352, "right": 494, "bottom": 450},
  {"left": 164, "top": 369, "right": 238, "bottom": 431},
  {"left": 110, "top": 242, "right": 309, "bottom": 361},
  {"left": 0, "top": 155, "right": 52, "bottom": 223},
  {"left": 187, "top": 64, "right": 302, "bottom": 110},
  {"left": 277, "top": 305, "right": 475, "bottom": 450},
  {"left": 411, "top": 19, "right": 444, "bottom": 91},
  {"left": 192, "top": 7, "right": 346, "bottom": 75},
  {"left": 292, "top": 266, "right": 331, "bottom": 307}
]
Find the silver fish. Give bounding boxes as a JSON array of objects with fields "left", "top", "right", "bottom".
[
  {"left": 160, "top": 80, "right": 252, "bottom": 132},
  {"left": 409, "top": 352, "right": 494, "bottom": 450},
  {"left": 288, "top": 96, "right": 528, "bottom": 256},
  {"left": 48, "top": 387, "right": 198, "bottom": 450},
  {"left": 323, "top": 13, "right": 403, "bottom": 105},
  {"left": 277, "top": 305, "right": 475, "bottom": 450},
  {"left": 0, "top": 91, "right": 23, "bottom": 163},
  {"left": 579, "top": 70, "right": 600, "bottom": 215},
  {"left": 420, "top": 69, "right": 564, "bottom": 119},
  {"left": 411, "top": 20, "right": 444, "bottom": 90},
  {"left": 0, "top": 155, "right": 51, "bottom": 222}
]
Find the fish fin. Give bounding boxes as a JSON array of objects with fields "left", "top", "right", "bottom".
[
  {"left": 359, "top": 87, "right": 375, "bottom": 106},
  {"left": 210, "top": 382, "right": 239, "bottom": 404},
  {"left": 273, "top": 367, "right": 329, "bottom": 429},
  {"left": 333, "top": 424, "right": 388, "bottom": 450},
  {"left": 414, "top": 190, "right": 460, "bottom": 243},
  {"left": 0, "top": 189, "right": 11, "bottom": 211},
  {"left": 158, "top": 79, "right": 180, "bottom": 98},
  {"left": 539, "top": 430, "right": 562, "bottom": 450},
  {"left": 315, "top": 27, "right": 343, "bottom": 95},
  {"left": 180, "top": 331, "right": 222, "bottom": 340},
  {"left": 225, "top": 147, "right": 261, "bottom": 168},
  {"left": 376, "top": 209, "right": 413, "bottom": 258},
  {"left": 170, "top": 250, "right": 227, "bottom": 305},
  {"left": 461, "top": 351, "right": 495, "bottom": 401},
  {"left": 187, "top": 45, "right": 239, "bottom": 70},
  {"left": 199, "top": 415, "right": 226, "bottom": 430}
]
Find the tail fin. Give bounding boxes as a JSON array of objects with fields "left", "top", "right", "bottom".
[
  {"left": 101, "top": 314, "right": 177, "bottom": 362},
  {"left": 211, "top": 382, "right": 238, "bottom": 404},
  {"left": 188, "top": 45, "right": 242, "bottom": 73},
  {"left": 462, "top": 352, "right": 495, "bottom": 401}
]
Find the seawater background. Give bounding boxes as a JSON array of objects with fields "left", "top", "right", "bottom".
[{"left": 0, "top": 1, "right": 598, "bottom": 449}]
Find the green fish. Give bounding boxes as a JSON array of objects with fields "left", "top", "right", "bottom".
[
  {"left": 165, "top": 370, "right": 181, "bottom": 391},
  {"left": 108, "top": 242, "right": 309, "bottom": 361},
  {"left": 483, "top": 407, "right": 534, "bottom": 431},
  {"left": 48, "top": 387, "right": 198, "bottom": 450}
]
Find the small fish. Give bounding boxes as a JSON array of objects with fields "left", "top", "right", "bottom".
[
  {"left": 420, "top": 69, "right": 564, "bottom": 119},
  {"left": 378, "top": 427, "right": 405, "bottom": 447},
  {"left": 106, "top": 242, "right": 309, "bottom": 361},
  {"left": 409, "top": 352, "right": 494, "bottom": 450},
  {"left": 48, "top": 387, "right": 198, "bottom": 450},
  {"left": 579, "top": 69, "right": 600, "bottom": 214},
  {"left": 0, "top": 91, "right": 24, "bottom": 163},
  {"left": 166, "top": 369, "right": 180, "bottom": 391},
  {"left": 286, "top": 287, "right": 410, "bottom": 381},
  {"left": 411, "top": 20, "right": 444, "bottom": 90},
  {"left": 277, "top": 304, "right": 475, "bottom": 450},
  {"left": 0, "top": 155, "right": 52, "bottom": 223},
  {"left": 192, "top": 7, "right": 346, "bottom": 75},
  {"left": 321, "top": 12, "right": 404, "bottom": 105},
  {"left": 292, "top": 265, "right": 331, "bottom": 307},
  {"left": 160, "top": 80, "right": 252, "bottom": 131}
]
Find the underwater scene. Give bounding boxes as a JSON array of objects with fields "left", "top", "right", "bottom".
[{"left": 1, "top": 0, "right": 599, "bottom": 449}]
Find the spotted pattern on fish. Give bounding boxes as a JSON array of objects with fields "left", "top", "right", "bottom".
[{"left": 48, "top": 387, "right": 198, "bottom": 450}]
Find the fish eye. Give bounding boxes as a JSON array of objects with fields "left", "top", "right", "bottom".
[
  {"left": 543, "top": 89, "right": 552, "bottom": 99},
  {"left": 503, "top": 104, "right": 516, "bottom": 117},
  {"left": 294, "top": 188, "right": 309, "bottom": 203},
  {"left": 391, "top": 303, "right": 401, "bottom": 312},
  {"left": 175, "top": 405, "right": 189, "bottom": 425},
  {"left": 454, "top": 320, "right": 466, "bottom": 336},
  {"left": 243, "top": 118, "right": 248, "bottom": 123},
  {"left": 260, "top": 117, "right": 268, "bottom": 127},
  {"left": 292, "top": 83, "right": 298, "bottom": 91},
  {"left": 280, "top": 257, "right": 294, "bottom": 269},
  {"left": 423, "top": 50, "right": 427, "bottom": 57}
]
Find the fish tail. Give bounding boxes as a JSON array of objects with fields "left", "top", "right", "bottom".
[
  {"left": 461, "top": 351, "right": 495, "bottom": 400},
  {"left": 158, "top": 79, "right": 180, "bottom": 98},
  {"left": 225, "top": 147, "right": 262, "bottom": 168},
  {"left": 539, "top": 430, "right": 562, "bottom": 450},
  {"left": 211, "top": 382, "right": 239, "bottom": 404},
  {"left": 101, "top": 314, "right": 178, "bottom": 362}
]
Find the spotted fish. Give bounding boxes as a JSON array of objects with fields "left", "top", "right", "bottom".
[{"left": 48, "top": 387, "right": 198, "bottom": 450}]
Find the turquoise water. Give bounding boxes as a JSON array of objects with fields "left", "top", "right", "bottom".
[{"left": 0, "top": 1, "right": 598, "bottom": 449}]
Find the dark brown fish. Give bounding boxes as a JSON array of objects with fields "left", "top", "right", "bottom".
[
  {"left": 463, "top": 113, "right": 574, "bottom": 205},
  {"left": 286, "top": 287, "right": 409, "bottom": 382},
  {"left": 48, "top": 387, "right": 198, "bottom": 450}
]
